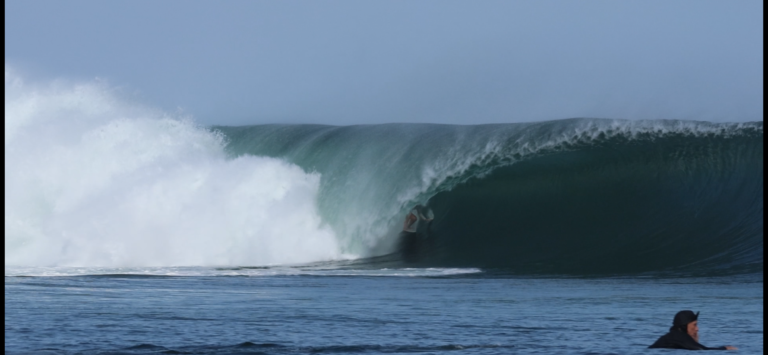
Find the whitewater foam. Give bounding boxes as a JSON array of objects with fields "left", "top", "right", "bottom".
[
  {"left": 4, "top": 68, "right": 342, "bottom": 267},
  {"left": 3, "top": 265, "right": 482, "bottom": 278}
]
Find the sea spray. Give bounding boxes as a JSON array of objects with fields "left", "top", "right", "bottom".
[{"left": 4, "top": 69, "right": 341, "bottom": 267}]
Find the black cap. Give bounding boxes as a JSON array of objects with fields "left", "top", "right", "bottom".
[{"left": 673, "top": 310, "right": 699, "bottom": 327}]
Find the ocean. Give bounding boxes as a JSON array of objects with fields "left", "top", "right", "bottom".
[
  {"left": 4, "top": 270, "right": 763, "bottom": 355},
  {"left": 4, "top": 82, "right": 763, "bottom": 354}
]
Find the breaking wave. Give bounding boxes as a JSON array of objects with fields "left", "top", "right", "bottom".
[
  {"left": 4, "top": 69, "right": 340, "bottom": 267},
  {"left": 5, "top": 69, "right": 762, "bottom": 275},
  {"left": 216, "top": 119, "right": 762, "bottom": 275}
]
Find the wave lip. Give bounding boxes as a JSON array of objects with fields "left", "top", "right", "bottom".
[{"left": 4, "top": 265, "right": 482, "bottom": 278}]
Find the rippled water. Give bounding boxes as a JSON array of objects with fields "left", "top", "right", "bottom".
[{"left": 4, "top": 268, "right": 763, "bottom": 354}]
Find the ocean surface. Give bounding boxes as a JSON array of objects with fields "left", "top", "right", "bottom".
[
  {"left": 4, "top": 269, "right": 764, "bottom": 355},
  {"left": 5, "top": 80, "right": 764, "bottom": 354}
]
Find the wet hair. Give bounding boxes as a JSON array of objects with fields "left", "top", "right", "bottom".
[
  {"left": 669, "top": 310, "right": 699, "bottom": 333},
  {"left": 672, "top": 310, "right": 698, "bottom": 331}
]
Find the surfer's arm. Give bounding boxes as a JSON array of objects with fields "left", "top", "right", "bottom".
[{"left": 403, "top": 213, "right": 417, "bottom": 230}]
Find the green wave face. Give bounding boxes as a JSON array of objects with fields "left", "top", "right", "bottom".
[{"left": 214, "top": 118, "right": 763, "bottom": 275}]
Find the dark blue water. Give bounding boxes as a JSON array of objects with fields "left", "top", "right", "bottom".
[{"left": 5, "top": 268, "right": 763, "bottom": 354}]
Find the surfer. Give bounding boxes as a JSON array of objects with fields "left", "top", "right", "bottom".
[
  {"left": 648, "top": 310, "right": 737, "bottom": 350},
  {"left": 403, "top": 204, "right": 434, "bottom": 234},
  {"left": 397, "top": 205, "right": 434, "bottom": 262}
]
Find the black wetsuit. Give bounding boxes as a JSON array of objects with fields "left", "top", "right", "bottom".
[
  {"left": 397, "top": 207, "right": 434, "bottom": 262},
  {"left": 397, "top": 222, "right": 433, "bottom": 262},
  {"left": 648, "top": 328, "right": 728, "bottom": 350}
]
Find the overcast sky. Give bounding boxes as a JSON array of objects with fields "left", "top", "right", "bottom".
[{"left": 5, "top": 0, "right": 763, "bottom": 126}]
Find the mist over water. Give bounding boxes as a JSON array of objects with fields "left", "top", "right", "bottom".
[{"left": 4, "top": 69, "right": 340, "bottom": 267}]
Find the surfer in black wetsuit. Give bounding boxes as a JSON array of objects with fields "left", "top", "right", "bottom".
[
  {"left": 648, "top": 310, "right": 737, "bottom": 350},
  {"left": 397, "top": 205, "right": 434, "bottom": 262}
]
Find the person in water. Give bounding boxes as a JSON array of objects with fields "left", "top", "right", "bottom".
[
  {"left": 648, "top": 310, "right": 737, "bottom": 350},
  {"left": 402, "top": 204, "right": 434, "bottom": 234},
  {"left": 398, "top": 205, "right": 434, "bottom": 261}
]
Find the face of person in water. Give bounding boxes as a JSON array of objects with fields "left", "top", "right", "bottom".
[{"left": 686, "top": 320, "right": 699, "bottom": 341}]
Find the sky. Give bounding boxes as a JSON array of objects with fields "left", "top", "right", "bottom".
[{"left": 5, "top": 0, "right": 763, "bottom": 126}]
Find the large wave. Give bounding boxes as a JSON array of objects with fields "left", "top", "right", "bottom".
[
  {"left": 4, "top": 70, "right": 340, "bottom": 267},
  {"left": 5, "top": 70, "right": 762, "bottom": 275},
  {"left": 215, "top": 119, "right": 763, "bottom": 275}
]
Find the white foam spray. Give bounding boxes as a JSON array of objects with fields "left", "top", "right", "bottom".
[{"left": 4, "top": 68, "right": 341, "bottom": 267}]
